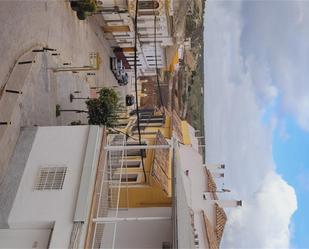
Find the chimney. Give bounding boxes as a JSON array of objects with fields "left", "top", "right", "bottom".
[
  {"left": 216, "top": 200, "right": 242, "bottom": 208},
  {"left": 205, "top": 200, "right": 242, "bottom": 207},
  {"left": 209, "top": 172, "right": 224, "bottom": 178},
  {"left": 204, "top": 163, "right": 225, "bottom": 170},
  {"left": 221, "top": 188, "right": 231, "bottom": 192}
]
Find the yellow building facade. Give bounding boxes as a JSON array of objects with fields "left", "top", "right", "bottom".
[{"left": 111, "top": 108, "right": 191, "bottom": 208}]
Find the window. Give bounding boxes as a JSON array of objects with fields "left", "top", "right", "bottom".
[
  {"left": 124, "top": 174, "right": 138, "bottom": 182},
  {"left": 138, "top": 1, "right": 159, "bottom": 10},
  {"left": 127, "top": 149, "right": 146, "bottom": 157},
  {"left": 113, "top": 174, "right": 138, "bottom": 182},
  {"left": 137, "top": 27, "right": 149, "bottom": 32},
  {"left": 112, "top": 160, "right": 142, "bottom": 168},
  {"left": 34, "top": 167, "right": 67, "bottom": 190},
  {"left": 126, "top": 161, "right": 142, "bottom": 167},
  {"left": 139, "top": 10, "right": 159, "bottom": 16},
  {"left": 126, "top": 141, "right": 147, "bottom": 157}
]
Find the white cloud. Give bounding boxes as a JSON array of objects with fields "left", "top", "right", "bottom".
[
  {"left": 239, "top": 1, "right": 309, "bottom": 132},
  {"left": 223, "top": 172, "right": 297, "bottom": 249},
  {"left": 204, "top": 1, "right": 298, "bottom": 248},
  {"left": 245, "top": 56, "right": 278, "bottom": 106}
]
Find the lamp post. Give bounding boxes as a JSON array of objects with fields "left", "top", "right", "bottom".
[
  {"left": 56, "top": 104, "right": 88, "bottom": 117},
  {"left": 69, "top": 94, "right": 90, "bottom": 103}
]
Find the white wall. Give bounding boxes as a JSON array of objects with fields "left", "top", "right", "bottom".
[
  {"left": 0, "top": 229, "right": 51, "bottom": 249},
  {"left": 7, "top": 126, "right": 90, "bottom": 248},
  {"left": 188, "top": 124, "right": 200, "bottom": 151},
  {"left": 101, "top": 208, "right": 172, "bottom": 248},
  {"left": 177, "top": 145, "right": 216, "bottom": 249}
]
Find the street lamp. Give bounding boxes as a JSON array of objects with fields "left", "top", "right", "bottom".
[{"left": 69, "top": 94, "right": 90, "bottom": 103}]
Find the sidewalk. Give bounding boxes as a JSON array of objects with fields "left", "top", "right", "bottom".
[
  {"left": 0, "top": 47, "right": 38, "bottom": 184},
  {"left": 0, "top": 1, "right": 131, "bottom": 184},
  {"left": 0, "top": 46, "right": 129, "bottom": 184},
  {"left": 0, "top": 1, "right": 117, "bottom": 90}
]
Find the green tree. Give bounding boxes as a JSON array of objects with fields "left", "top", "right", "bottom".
[{"left": 86, "top": 87, "right": 122, "bottom": 127}]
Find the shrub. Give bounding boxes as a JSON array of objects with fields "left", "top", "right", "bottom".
[
  {"left": 82, "top": 2, "right": 96, "bottom": 12},
  {"left": 86, "top": 87, "right": 122, "bottom": 127},
  {"left": 77, "top": 10, "right": 86, "bottom": 20},
  {"left": 70, "top": 1, "right": 80, "bottom": 11}
]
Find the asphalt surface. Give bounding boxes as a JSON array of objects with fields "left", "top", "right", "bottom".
[{"left": 0, "top": 0, "right": 131, "bottom": 183}]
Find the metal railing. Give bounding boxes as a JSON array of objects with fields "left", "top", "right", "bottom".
[
  {"left": 90, "top": 134, "right": 172, "bottom": 249},
  {"left": 91, "top": 134, "right": 128, "bottom": 249}
]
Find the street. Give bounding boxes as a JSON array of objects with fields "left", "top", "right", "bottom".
[
  {"left": 0, "top": 0, "right": 130, "bottom": 183},
  {"left": 0, "top": 1, "right": 117, "bottom": 89}
]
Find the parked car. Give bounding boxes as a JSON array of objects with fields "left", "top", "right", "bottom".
[
  {"left": 110, "top": 57, "right": 128, "bottom": 86},
  {"left": 125, "top": 95, "right": 135, "bottom": 106}
]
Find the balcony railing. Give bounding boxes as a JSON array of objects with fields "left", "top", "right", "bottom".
[{"left": 90, "top": 134, "right": 128, "bottom": 249}]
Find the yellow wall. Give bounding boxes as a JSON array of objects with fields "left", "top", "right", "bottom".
[
  {"left": 111, "top": 111, "right": 175, "bottom": 208},
  {"left": 117, "top": 180, "right": 172, "bottom": 208},
  {"left": 181, "top": 121, "right": 191, "bottom": 145}
]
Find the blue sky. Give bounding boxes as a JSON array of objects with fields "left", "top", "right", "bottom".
[
  {"left": 204, "top": 1, "right": 309, "bottom": 248},
  {"left": 263, "top": 98, "right": 309, "bottom": 248},
  {"left": 273, "top": 116, "right": 309, "bottom": 248}
]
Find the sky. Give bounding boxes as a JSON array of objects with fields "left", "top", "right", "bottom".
[{"left": 204, "top": 1, "right": 309, "bottom": 248}]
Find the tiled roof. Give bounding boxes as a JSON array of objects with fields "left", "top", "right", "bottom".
[
  {"left": 215, "top": 203, "right": 227, "bottom": 245},
  {"left": 172, "top": 110, "right": 183, "bottom": 143},
  {"left": 151, "top": 131, "right": 171, "bottom": 195},
  {"left": 205, "top": 168, "right": 217, "bottom": 192},
  {"left": 202, "top": 210, "right": 219, "bottom": 249}
]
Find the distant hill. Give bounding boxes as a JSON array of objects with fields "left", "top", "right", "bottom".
[{"left": 184, "top": 0, "right": 206, "bottom": 158}]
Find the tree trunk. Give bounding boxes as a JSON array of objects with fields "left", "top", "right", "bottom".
[{"left": 60, "top": 109, "right": 88, "bottom": 113}]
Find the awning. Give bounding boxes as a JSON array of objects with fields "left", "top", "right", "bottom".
[{"left": 113, "top": 47, "right": 131, "bottom": 69}]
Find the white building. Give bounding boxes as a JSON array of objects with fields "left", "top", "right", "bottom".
[
  {"left": 0, "top": 123, "right": 241, "bottom": 249},
  {"left": 172, "top": 122, "right": 242, "bottom": 249},
  {"left": 99, "top": 0, "right": 174, "bottom": 76},
  {"left": 0, "top": 126, "right": 172, "bottom": 249},
  {"left": 0, "top": 126, "right": 102, "bottom": 248}
]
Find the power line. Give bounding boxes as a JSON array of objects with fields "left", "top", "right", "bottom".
[
  {"left": 109, "top": 127, "right": 139, "bottom": 141},
  {"left": 134, "top": 0, "right": 147, "bottom": 183},
  {"left": 131, "top": 0, "right": 167, "bottom": 182},
  {"left": 154, "top": 13, "right": 165, "bottom": 109}
]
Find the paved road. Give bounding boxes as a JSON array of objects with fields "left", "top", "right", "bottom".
[
  {"left": 0, "top": 0, "right": 117, "bottom": 89},
  {"left": 0, "top": 0, "right": 131, "bottom": 183}
]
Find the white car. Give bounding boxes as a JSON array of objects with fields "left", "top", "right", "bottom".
[{"left": 110, "top": 57, "right": 128, "bottom": 86}]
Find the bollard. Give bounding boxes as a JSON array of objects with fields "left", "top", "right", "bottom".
[
  {"left": 32, "top": 49, "right": 45, "bottom": 53},
  {"left": 0, "top": 122, "right": 11, "bottom": 125},
  {"left": 70, "top": 93, "right": 90, "bottom": 103},
  {"left": 18, "top": 60, "right": 35, "bottom": 64},
  {"left": 5, "top": 89, "right": 23, "bottom": 94},
  {"left": 90, "top": 87, "right": 104, "bottom": 89},
  {"left": 43, "top": 47, "right": 57, "bottom": 51}
]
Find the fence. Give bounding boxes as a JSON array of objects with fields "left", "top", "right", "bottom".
[{"left": 91, "top": 134, "right": 128, "bottom": 249}]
